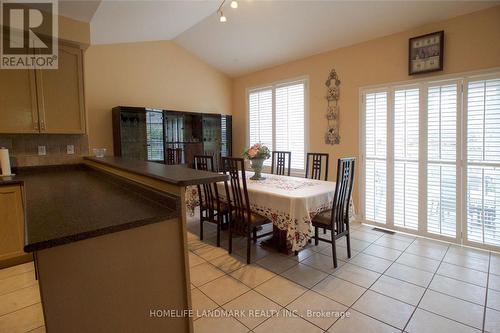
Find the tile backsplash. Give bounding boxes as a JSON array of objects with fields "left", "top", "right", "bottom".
[{"left": 0, "top": 134, "right": 89, "bottom": 167}]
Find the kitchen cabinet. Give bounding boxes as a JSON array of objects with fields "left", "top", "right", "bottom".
[
  {"left": 0, "top": 69, "right": 39, "bottom": 133},
  {"left": 0, "top": 44, "right": 86, "bottom": 134},
  {"left": 0, "top": 184, "right": 29, "bottom": 268}
]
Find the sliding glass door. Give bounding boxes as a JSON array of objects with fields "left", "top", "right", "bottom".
[{"left": 361, "top": 72, "right": 500, "bottom": 251}]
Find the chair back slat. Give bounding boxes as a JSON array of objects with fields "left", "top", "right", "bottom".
[
  {"left": 222, "top": 157, "right": 251, "bottom": 224},
  {"left": 271, "top": 151, "right": 291, "bottom": 176},
  {"left": 305, "top": 153, "right": 329, "bottom": 181},
  {"left": 166, "top": 148, "right": 183, "bottom": 165},
  {"left": 194, "top": 155, "right": 218, "bottom": 212},
  {"left": 330, "top": 158, "right": 356, "bottom": 234}
]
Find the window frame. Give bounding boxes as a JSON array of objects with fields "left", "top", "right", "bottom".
[
  {"left": 246, "top": 76, "right": 309, "bottom": 176},
  {"left": 359, "top": 67, "right": 500, "bottom": 252}
]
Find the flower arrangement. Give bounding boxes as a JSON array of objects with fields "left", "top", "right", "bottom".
[{"left": 243, "top": 143, "right": 270, "bottom": 160}]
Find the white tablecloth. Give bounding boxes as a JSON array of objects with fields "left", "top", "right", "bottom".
[{"left": 186, "top": 172, "right": 352, "bottom": 251}]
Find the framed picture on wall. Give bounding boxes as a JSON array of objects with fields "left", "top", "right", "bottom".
[{"left": 409, "top": 31, "right": 444, "bottom": 75}]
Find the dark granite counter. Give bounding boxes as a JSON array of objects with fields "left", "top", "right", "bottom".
[
  {"left": 84, "top": 156, "right": 228, "bottom": 186},
  {"left": 20, "top": 165, "right": 179, "bottom": 252},
  {"left": 0, "top": 174, "right": 23, "bottom": 185}
]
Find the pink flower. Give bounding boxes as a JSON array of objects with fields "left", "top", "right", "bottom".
[{"left": 248, "top": 148, "right": 258, "bottom": 158}]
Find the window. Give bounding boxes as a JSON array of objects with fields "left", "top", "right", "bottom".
[
  {"left": 248, "top": 79, "right": 307, "bottom": 171},
  {"left": 394, "top": 88, "right": 419, "bottom": 230},
  {"left": 467, "top": 78, "right": 500, "bottom": 246},
  {"left": 361, "top": 70, "right": 500, "bottom": 250},
  {"left": 364, "top": 92, "right": 387, "bottom": 224}
]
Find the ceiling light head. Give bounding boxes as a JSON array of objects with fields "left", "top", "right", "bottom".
[
  {"left": 219, "top": 11, "right": 227, "bottom": 23},
  {"left": 230, "top": 0, "right": 238, "bottom": 9}
]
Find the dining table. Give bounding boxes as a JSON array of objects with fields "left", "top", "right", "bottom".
[{"left": 185, "top": 171, "right": 354, "bottom": 252}]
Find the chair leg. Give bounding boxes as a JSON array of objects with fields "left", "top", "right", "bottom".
[
  {"left": 253, "top": 227, "right": 257, "bottom": 243},
  {"left": 331, "top": 232, "right": 338, "bottom": 268},
  {"left": 314, "top": 226, "right": 319, "bottom": 246},
  {"left": 216, "top": 214, "right": 221, "bottom": 247},
  {"left": 246, "top": 227, "right": 251, "bottom": 264},
  {"left": 323, "top": 228, "right": 326, "bottom": 234},
  {"left": 199, "top": 210, "right": 204, "bottom": 241},
  {"left": 346, "top": 232, "right": 352, "bottom": 258},
  {"left": 228, "top": 215, "right": 233, "bottom": 254}
]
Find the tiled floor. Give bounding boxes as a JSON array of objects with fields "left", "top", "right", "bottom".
[{"left": 2, "top": 216, "right": 500, "bottom": 333}]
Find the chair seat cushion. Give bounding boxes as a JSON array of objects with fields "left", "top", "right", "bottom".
[
  {"left": 312, "top": 209, "right": 333, "bottom": 228},
  {"left": 231, "top": 211, "right": 269, "bottom": 226}
]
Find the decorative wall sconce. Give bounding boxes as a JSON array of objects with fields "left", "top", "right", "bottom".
[{"left": 325, "top": 69, "right": 341, "bottom": 145}]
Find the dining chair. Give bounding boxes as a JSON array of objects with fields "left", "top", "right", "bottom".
[
  {"left": 222, "top": 157, "right": 273, "bottom": 263},
  {"left": 194, "top": 155, "right": 229, "bottom": 247},
  {"left": 166, "top": 147, "right": 183, "bottom": 165},
  {"left": 305, "top": 153, "right": 329, "bottom": 181},
  {"left": 271, "top": 151, "right": 291, "bottom": 176},
  {"left": 311, "top": 157, "right": 356, "bottom": 268}
]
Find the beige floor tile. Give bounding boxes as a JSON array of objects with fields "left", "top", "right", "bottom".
[
  {"left": 0, "top": 285, "right": 41, "bottom": 316},
  {"left": 370, "top": 275, "right": 425, "bottom": 306},
  {"left": 256, "top": 254, "right": 298, "bottom": 274},
  {"left": 0, "top": 303, "right": 44, "bottom": 333},
  {"left": 254, "top": 276, "right": 307, "bottom": 307},
  {"left": 406, "top": 308, "right": 481, "bottom": 333},
  {"left": 437, "top": 262, "right": 488, "bottom": 287},
  {"left": 0, "top": 271, "right": 37, "bottom": 296},
  {"left": 0, "top": 262, "right": 34, "bottom": 281},
  {"left": 384, "top": 263, "right": 433, "bottom": 287},
  {"left": 233, "top": 243, "right": 274, "bottom": 262},
  {"left": 349, "top": 253, "right": 393, "bottom": 273},
  {"left": 332, "top": 263, "right": 380, "bottom": 288},
  {"left": 281, "top": 264, "right": 328, "bottom": 288},
  {"left": 209, "top": 253, "right": 247, "bottom": 274},
  {"left": 443, "top": 252, "right": 489, "bottom": 272},
  {"left": 374, "top": 236, "right": 413, "bottom": 251},
  {"left": 189, "top": 263, "right": 225, "bottom": 287},
  {"left": 288, "top": 248, "right": 315, "bottom": 262},
  {"left": 419, "top": 290, "right": 484, "bottom": 329},
  {"left": 488, "top": 288, "right": 500, "bottom": 311},
  {"left": 199, "top": 275, "right": 250, "bottom": 306},
  {"left": 429, "top": 275, "right": 486, "bottom": 305},
  {"left": 191, "top": 289, "right": 218, "bottom": 320},
  {"left": 319, "top": 244, "right": 359, "bottom": 261},
  {"left": 405, "top": 242, "right": 448, "bottom": 261},
  {"left": 301, "top": 252, "right": 344, "bottom": 274},
  {"left": 490, "top": 273, "right": 500, "bottom": 292},
  {"left": 485, "top": 307, "right": 500, "bottom": 333},
  {"left": 193, "top": 313, "right": 248, "bottom": 333},
  {"left": 447, "top": 245, "right": 490, "bottom": 261},
  {"left": 338, "top": 238, "right": 372, "bottom": 252},
  {"left": 395, "top": 252, "right": 441, "bottom": 273},
  {"left": 328, "top": 309, "right": 399, "bottom": 333},
  {"left": 223, "top": 290, "right": 281, "bottom": 329},
  {"left": 363, "top": 244, "right": 402, "bottom": 261},
  {"left": 194, "top": 245, "right": 229, "bottom": 261},
  {"left": 286, "top": 290, "right": 347, "bottom": 330},
  {"left": 230, "top": 265, "right": 276, "bottom": 288},
  {"left": 350, "top": 230, "right": 382, "bottom": 243},
  {"left": 253, "top": 309, "right": 323, "bottom": 333},
  {"left": 189, "top": 252, "right": 207, "bottom": 268},
  {"left": 312, "top": 275, "right": 366, "bottom": 306},
  {"left": 352, "top": 290, "right": 414, "bottom": 329}
]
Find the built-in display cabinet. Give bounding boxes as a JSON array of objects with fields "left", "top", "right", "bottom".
[
  {"left": 112, "top": 106, "right": 232, "bottom": 168},
  {"left": 0, "top": 44, "right": 86, "bottom": 134}
]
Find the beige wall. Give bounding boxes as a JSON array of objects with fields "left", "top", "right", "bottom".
[
  {"left": 84, "top": 40, "right": 232, "bottom": 154},
  {"left": 232, "top": 6, "right": 500, "bottom": 205}
]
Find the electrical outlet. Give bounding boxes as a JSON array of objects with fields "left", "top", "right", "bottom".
[
  {"left": 67, "top": 145, "right": 75, "bottom": 155},
  {"left": 38, "top": 145, "right": 46, "bottom": 156}
]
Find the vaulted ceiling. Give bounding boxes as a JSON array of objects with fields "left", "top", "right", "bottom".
[{"left": 59, "top": 0, "right": 499, "bottom": 77}]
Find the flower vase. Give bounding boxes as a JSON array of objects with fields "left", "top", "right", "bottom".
[{"left": 250, "top": 158, "right": 266, "bottom": 180}]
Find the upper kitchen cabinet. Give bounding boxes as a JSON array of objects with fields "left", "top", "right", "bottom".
[
  {"left": 36, "top": 45, "right": 86, "bottom": 134},
  {"left": 0, "top": 69, "right": 39, "bottom": 133},
  {"left": 0, "top": 44, "right": 86, "bottom": 134}
]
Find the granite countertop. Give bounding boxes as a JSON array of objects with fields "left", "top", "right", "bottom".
[
  {"left": 18, "top": 165, "right": 179, "bottom": 252},
  {"left": 84, "top": 156, "right": 228, "bottom": 186}
]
